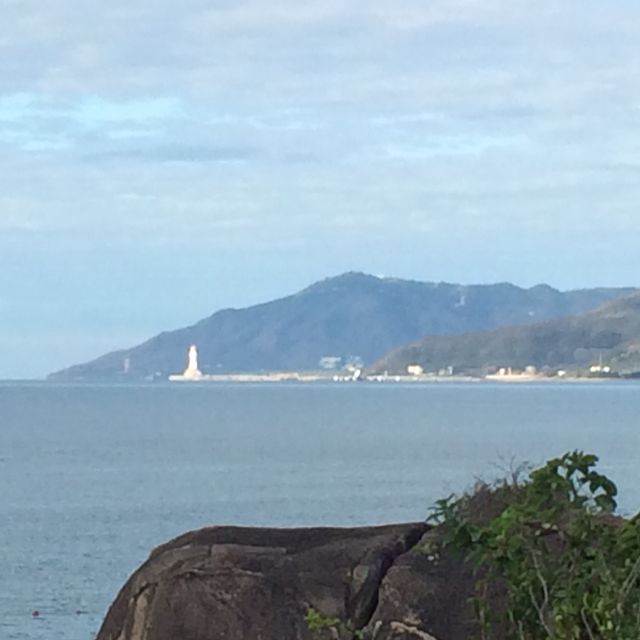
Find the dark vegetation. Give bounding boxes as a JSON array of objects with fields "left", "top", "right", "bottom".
[
  {"left": 304, "top": 608, "right": 364, "bottom": 639},
  {"left": 370, "top": 292, "right": 640, "bottom": 375},
  {"left": 429, "top": 452, "right": 640, "bottom": 639}
]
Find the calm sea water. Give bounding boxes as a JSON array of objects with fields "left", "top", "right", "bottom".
[{"left": 1, "top": 381, "right": 639, "bottom": 640}]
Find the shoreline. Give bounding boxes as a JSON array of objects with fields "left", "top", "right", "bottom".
[
  {"left": 166, "top": 373, "right": 626, "bottom": 384},
  {"left": 7, "top": 374, "right": 637, "bottom": 385}
]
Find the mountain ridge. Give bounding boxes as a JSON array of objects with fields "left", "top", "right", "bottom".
[
  {"left": 48, "top": 272, "right": 637, "bottom": 380},
  {"left": 369, "top": 291, "right": 640, "bottom": 375}
]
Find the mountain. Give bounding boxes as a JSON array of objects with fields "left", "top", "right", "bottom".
[
  {"left": 369, "top": 292, "right": 640, "bottom": 375},
  {"left": 48, "top": 272, "right": 637, "bottom": 380}
]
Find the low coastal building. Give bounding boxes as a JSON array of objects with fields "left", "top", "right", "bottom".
[{"left": 319, "top": 356, "right": 342, "bottom": 370}]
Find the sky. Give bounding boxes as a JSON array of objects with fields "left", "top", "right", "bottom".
[{"left": 1, "top": 0, "right": 640, "bottom": 378}]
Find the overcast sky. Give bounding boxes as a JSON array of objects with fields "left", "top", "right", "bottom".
[{"left": 2, "top": 0, "right": 640, "bottom": 378}]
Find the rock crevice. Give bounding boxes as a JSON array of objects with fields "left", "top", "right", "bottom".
[{"left": 347, "top": 524, "right": 428, "bottom": 633}]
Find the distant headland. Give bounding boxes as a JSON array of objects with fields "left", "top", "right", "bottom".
[{"left": 48, "top": 272, "right": 640, "bottom": 382}]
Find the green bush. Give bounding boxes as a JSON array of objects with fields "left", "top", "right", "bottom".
[
  {"left": 304, "top": 607, "right": 364, "bottom": 639},
  {"left": 430, "top": 452, "right": 640, "bottom": 640}
]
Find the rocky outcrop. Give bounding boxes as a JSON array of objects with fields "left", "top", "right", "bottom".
[
  {"left": 364, "top": 528, "right": 478, "bottom": 640},
  {"left": 97, "top": 523, "right": 482, "bottom": 640}
]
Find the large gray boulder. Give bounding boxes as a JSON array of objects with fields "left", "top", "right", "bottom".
[
  {"left": 97, "top": 523, "right": 480, "bottom": 640},
  {"left": 364, "top": 527, "right": 478, "bottom": 640}
]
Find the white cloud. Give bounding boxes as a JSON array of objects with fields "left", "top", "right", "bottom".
[{"left": 2, "top": 0, "right": 640, "bottom": 374}]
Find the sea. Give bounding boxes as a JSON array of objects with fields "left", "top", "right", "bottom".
[{"left": 1, "top": 381, "right": 639, "bottom": 640}]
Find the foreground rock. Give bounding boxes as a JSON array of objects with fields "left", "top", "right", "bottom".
[{"left": 97, "top": 523, "right": 482, "bottom": 640}]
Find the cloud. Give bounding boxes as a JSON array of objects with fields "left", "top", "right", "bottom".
[
  {"left": 2, "top": 0, "right": 640, "bottom": 375},
  {"left": 1, "top": 0, "right": 634, "bottom": 105},
  {"left": 85, "top": 144, "right": 258, "bottom": 165}
]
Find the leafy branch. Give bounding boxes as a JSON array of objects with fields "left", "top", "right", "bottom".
[{"left": 430, "top": 451, "right": 640, "bottom": 640}]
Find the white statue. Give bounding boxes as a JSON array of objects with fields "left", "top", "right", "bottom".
[
  {"left": 168, "top": 345, "right": 204, "bottom": 381},
  {"left": 187, "top": 345, "right": 199, "bottom": 371},
  {"left": 183, "top": 345, "right": 202, "bottom": 379}
]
